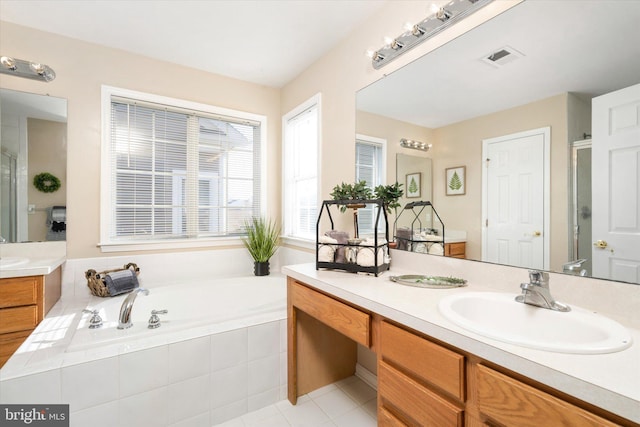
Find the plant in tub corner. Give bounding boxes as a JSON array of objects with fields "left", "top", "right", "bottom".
[{"left": 242, "top": 217, "right": 281, "bottom": 276}]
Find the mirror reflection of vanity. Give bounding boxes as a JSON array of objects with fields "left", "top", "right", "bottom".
[
  {"left": 0, "top": 88, "right": 67, "bottom": 243},
  {"left": 356, "top": 0, "right": 640, "bottom": 284}
]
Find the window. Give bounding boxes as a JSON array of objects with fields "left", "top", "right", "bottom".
[
  {"left": 101, "top": 86, "right": 266, "bottom": 250},
  {"left": 355, "top": 134, "right": 386, "bottom": 235},
  {"left": 283, "top": 94, "right": 321, "bottom": 240}
]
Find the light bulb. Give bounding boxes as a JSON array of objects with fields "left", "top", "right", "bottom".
[{"left": 1, "top": 56, "right": 16, "bottom": 70}]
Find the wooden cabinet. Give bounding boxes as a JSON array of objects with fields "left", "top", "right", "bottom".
[
  {"left": 287, "top": 277, "right": 637, "bottom": 427},
  {"left": 288, "top": 278, "right": 371, "bottom": 403},
  {"left": 445, "top": 242, "right": 466, "bottom": 259},
  {"left": 475, "top": 364, "right": 623, "bottom": 427},
  {"left": 0, "top": 268, "right": 61, "bottom": 368},
  {"left": 379, "top": 321, "right": 465, "bottom": 426}
]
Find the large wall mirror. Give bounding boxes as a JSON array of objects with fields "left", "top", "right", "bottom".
[
  {"left": 356, "top": 0, "right": 640, "bottom": 284},
  {"left": 0, "top": 88, "right": 67, "bottom": 243}
]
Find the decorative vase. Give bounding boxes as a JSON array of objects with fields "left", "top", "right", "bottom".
[{"left": 254, "top": 261, "right": 270, "bottom": 276}]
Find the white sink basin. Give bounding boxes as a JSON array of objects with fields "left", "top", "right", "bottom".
[
  {"left": 0, "top": 256, "right": 30, "bottom": 268},
  {"left": 438, "top": 292, "right": 632, "bottom": 354}
]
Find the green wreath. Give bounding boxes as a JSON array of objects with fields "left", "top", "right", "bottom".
[{"left": 33, "top": 172, "right": 61, "bottom": 193}]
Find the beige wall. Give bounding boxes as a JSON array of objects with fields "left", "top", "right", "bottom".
[
  {"left": 0, "top": 21, "right": 281, "bottom": 258},
  {"left": 27, "top": 118, "right": 67, "bottom": 241},
  {"left": 0, "top": 1, "right": 518, "bottom": 258},
  {"left": 432, "top": 94, "right": 569, "bottom": 270}
]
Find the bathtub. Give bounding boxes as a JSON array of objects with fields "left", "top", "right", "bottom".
[
  {"left": 1, "top": 274, "right": 289, "bottom": 426},
  {"left": 68, "top": 275, "right": 286, "bottom": 353}
]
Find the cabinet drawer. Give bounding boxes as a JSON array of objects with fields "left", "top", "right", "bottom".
[
  {"left": 0, "top": 330, "right": 32, "bottom": 367},
  {"left": 445, "top": 242, "right": 466, "bottom": 257},
  {"left": 0, "top": 306, "right": 39, "bottom": 334},
  {"left": 379, "top": 361, "right": 463, "bottom": 427},
  {"left": 380, "top": 321, "right": 465, "bottom": 400},
  {"left": 0, "top": 276, "right": 39, "bottom": 308},
  {"left": 291, "top": 281, "right": 370, "bottom": 346},
  {"left": 477, "top": 364, "right": 620, "bottom": 427},
  {"left": 378, "top": 406, "right": 408, "bottom": 427}
]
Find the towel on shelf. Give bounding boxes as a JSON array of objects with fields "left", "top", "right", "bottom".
[
  {"left": 428, "top": 242, "right": 444, "bottom": 256},
  {"left": 413, "top": 242, "right": 428, "bottom": 253},
  {"left": 318, "top": 235, "right": 338, "bottom": 262},
  {"left": 325, "top": 230, "right": 349, "bottom": 263},
  {"left": 104, "top": 269, "right": 139, "bottom": 296},
  {"left": 356, "top": 238, "right": 386, "bottom": 267},
  {"left": 395, "top": 227, "right": 411, "bottom": 251}
]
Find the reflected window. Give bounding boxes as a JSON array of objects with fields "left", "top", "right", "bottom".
[
  {"left": 283, "top": 94, "right": 320, "bottom": 240},
  {"left": 103, "top": 88, "right": 264, "bottom": 245},
  {"left": 355, "top": 135, "right": 385, "bottom": 235}
]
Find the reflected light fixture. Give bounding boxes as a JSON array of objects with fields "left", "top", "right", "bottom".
[
  {"left": 0, "top": 55, "right": 56, "bottom": 82},
  {"left": 368, "top": 0, "right": 493, "bottom": 69},
  {"left": 400, "top": 138, "right": 432, "bottom": 152}
]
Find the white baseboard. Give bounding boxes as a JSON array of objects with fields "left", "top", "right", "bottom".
[{"left": 355, "top": 363, "right": 377, "bottom": 391}]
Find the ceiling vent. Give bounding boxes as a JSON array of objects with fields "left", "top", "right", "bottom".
[{"left": 481, "top": 46, "right": 524, "bottom": 68}]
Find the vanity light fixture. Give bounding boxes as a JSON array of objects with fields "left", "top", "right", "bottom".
[
  {"left": 400, "top": 138, "right": 432, "bottom": 152},
  {"left": 0, "top": 55, "right": 56, "bottom": 82},
  {"left": 368, "top": 0, "right": 493, "bottom": 69}
]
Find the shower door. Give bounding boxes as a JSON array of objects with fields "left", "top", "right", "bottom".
[
  {"left": 570, "top": 140, "right": 592, "bottom": 276},
  {"left": 1, "top": 149, "right": 17, "bottom": 242}
]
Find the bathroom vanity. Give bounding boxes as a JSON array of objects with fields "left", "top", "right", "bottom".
[
  {"left": 0, "top": 242, "right": 65, "bottom": 367},
  {"left": 284, "top": 259, "right": 640, "bottom": 426}
]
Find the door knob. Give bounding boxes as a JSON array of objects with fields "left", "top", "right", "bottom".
[
  {"left": 593, "top": 240, "right": 608, "bottom": 249},
  {"left": 533, "top": 231, "right": 541, "bottom": 237}
]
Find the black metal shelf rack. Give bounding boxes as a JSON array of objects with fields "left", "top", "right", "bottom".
[{"left": 316, "top": 199, "right": 389, "bottom": 276}]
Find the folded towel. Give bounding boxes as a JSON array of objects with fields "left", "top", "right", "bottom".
[
  {"left": 319, "top": 235, "right": 338, "bottom": 244},
  {"left": 357, "top": 246, "right": 384, "bottom": 267},
  {"left": 325, "top": 230, "right": 349, "bottom": 263},
  {"left": 428, "top": 242, "right": 444, "bottom": 256},
  {"left": 318, "top": 245, "right": 335, "bottom": 262},
  {"left": 104, "top": 269, "right": 139, "bottom": 296},
  {"left": 414, "top": 242, "right": 428, "bottom": 253},
  {"left": 47, "top": 206, "right": 66, "bottom": 223}
]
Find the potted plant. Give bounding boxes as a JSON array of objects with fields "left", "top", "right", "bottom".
[
  {"left": 374, "top": 182, "right": 404, "bottom": 248},
  {"left": 242, "top": 217, "right": 281, "bottom": 276},
  {"left": 330, "top": 181, "right": 373, "bottom": 212},
  {"left": 330, "top": 181, "right": 373, "bottom": 239}
]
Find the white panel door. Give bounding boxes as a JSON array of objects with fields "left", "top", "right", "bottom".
[
  {"left": 482, "top": 128, "right": 549, "bottom": 270},
  {"left": 592, "top": 83, "right": 640, "bottom": 283}
]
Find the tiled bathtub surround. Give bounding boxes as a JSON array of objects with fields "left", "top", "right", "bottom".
[
  {"left": 0, "top": 247, "right": 311, "bottom": 426},
  {"left": 1, "top": 319, "right": 287, "bottom": 427}
]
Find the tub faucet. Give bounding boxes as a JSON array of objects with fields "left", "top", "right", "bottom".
[
  {"left": 117, "top": 288, "right": 149, "bottom": 329},
  {"left": 515, "top": 270, "right": 570, "bottom": 312}
]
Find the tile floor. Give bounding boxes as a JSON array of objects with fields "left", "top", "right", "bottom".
[{"left": 216, "top": 375, "right": 377, "bottom": 427}]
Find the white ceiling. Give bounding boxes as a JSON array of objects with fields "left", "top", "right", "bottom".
[
  {"left": 0, "top": 0, "right": 387, "bottom": 88},
  {"left": 357, "top": 0, "right": 640, "bottom": 128}
]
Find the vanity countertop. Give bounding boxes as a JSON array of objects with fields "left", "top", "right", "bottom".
[
  {"left": 0, "top": 242, "right": 66, "bottom": 279},
  {"left": 282, "top": 260, "right": 640, "bottom": 423}
]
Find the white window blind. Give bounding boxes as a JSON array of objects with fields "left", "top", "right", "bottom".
[
  {"left": 283, "top": 99, "right": 319, "bottom": 240},
  {"left": 107, "top": 96, "right": 261, "bottom": 242},
  {"left": 356, "top": 138, "right": 384, "bottom": 235}
]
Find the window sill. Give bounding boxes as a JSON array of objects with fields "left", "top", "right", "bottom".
[
  {"left": 281, "top": 236, "right": 315, "bottom": 251},
  {"left": 98, "top": 236, "right": 244, "bottom": 253}
]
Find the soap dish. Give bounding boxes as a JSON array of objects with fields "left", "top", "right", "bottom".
[{"left": 389, "top": 275, "right": 467, "bottom": 289}]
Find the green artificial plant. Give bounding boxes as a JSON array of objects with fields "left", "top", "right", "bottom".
[{"left": 242, "top": 217, "right": 281, "bottom": 263}]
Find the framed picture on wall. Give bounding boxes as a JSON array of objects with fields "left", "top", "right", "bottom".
[
  {"left": 446, "top": 166, "right": 466, "bottom": 196},
  {"left": 406, "top": 172, "right": 421, "bottom": 198}
]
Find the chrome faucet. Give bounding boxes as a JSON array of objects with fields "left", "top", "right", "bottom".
[
  {"left": 562, "top": 259, "right": 587, "bottom": 276},
  {"left": 117, "top": 288, "right": 149, "bottom": 329},
  {"left": 515, "top": 270, "right": 570, "bottom": 312}
]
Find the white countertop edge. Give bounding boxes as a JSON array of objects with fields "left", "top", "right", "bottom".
[
  {"left": 0, "top": 256, "right": 65, "bottom": 279},
  {"left": 282, "top": 264, "right": 640, "bottom": 423}
]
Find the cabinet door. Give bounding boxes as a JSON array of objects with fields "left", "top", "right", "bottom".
[
  {"left": 477, "top": 364, "right": 621, "bottom": 427},
  {"left": 379, "top": 406, "right": 408, "bottom": 427}
]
